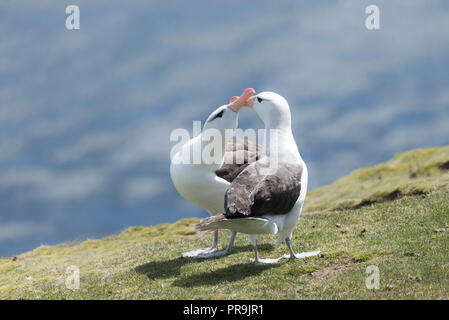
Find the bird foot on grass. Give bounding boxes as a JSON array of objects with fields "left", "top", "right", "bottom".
[
  {"left": 251, "top": 257, "right": 281, "bottom": 264},
  {"left": 182, "top": 247, "right": 218, "bottom": 258},
  {"left": 282, "top": 250, "right": 320, "bottom": 259},
  {"left": 195, "top": 249, "right": 232, "bottom": 259}
]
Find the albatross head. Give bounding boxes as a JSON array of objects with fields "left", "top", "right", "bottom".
[
  {"left": 202, "top": 88, "right": 255, "bottom": 133},
  {"left": 246, "top": 91, "right": 291, "bottom": 129}
]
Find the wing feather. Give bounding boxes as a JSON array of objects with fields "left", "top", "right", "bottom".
[
  {"left": 215, "top": 138, "right": 262, "bottom": 183},
  {"left": 224, "top": 159, "right": 302, "bottom": 218}
]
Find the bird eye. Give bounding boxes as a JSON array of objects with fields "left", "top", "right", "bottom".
[
  {"left": 257, "top": 97, "right": 263, "bottom": 103},
  {"left": 210, "top": 110, "right": 224, "bottom": 121}
]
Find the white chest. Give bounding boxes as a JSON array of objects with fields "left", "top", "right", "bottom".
[{"left": 170, "top": 161, "right": 229, "bottom": 215}]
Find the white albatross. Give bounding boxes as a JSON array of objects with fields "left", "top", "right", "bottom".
[
  {"left": 194, "top": 92, "right": 320, "bottom": 263},
  {"left": 170, "top": 88, "right": 259, "bottom": 258}
]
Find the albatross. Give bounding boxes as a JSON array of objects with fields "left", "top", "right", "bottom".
[
  {"left": 194, "top": 91, "right": 320, "bottom": 263},
  {"left": 170, "top": 88, "right": 259, "bottom": 258}
]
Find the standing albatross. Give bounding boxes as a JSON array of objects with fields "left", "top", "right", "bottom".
[
  {"left": 194, "top": 92, "right": 320, "bottom": 263},
  {"left": 170, "top": 88, "right": 259, "bottom": 258}
]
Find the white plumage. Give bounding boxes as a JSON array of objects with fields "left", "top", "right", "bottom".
[
  {"left": 170, "top": 88, "right": 255, "bottom": 258},
  {"left": 194, "top": 91, "right": 320, "bottom": 263}
]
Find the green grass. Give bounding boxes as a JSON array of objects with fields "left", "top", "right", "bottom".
[
  {"left": 304, "top": 145, "right": 449, "bottom": 213},
  {"left": 1, "top": 146, "right": 448, "bottom": 299}
]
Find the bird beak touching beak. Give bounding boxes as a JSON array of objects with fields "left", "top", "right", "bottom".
[
  {"left": 228, "top": 88, "right": 255, "bottom": 112},
  {"left": 245, "top": 95, "right": 255, "bottom": 108}
]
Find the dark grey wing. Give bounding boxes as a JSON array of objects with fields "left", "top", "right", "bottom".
[
  {"left": 224, "top": 160, "right": 303, "bottom": 219},
  {"left": 215, "top": 138, "right": 262, "bottom": 183}
]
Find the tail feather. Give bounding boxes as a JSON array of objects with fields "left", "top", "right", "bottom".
[
  {"left": 194, "top": 214, "right": 279, "bottom": 235},
  {"left": 194, "top": 214, "right": 227, "bottom": 233}
]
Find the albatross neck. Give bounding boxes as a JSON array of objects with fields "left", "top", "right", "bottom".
[
  {"left": 191, "top": 129, "right": 232, "bottom": 172},
  {"left": 263, "top": 125, "right": 300, "bottom": 160}
]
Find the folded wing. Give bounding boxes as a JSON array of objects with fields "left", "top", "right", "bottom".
[
  {"left": 215, "top": 138, "right": 262, "bottom": 183},
  {"left": 224, "top": 160, "right": 303, "bottom": 218}
]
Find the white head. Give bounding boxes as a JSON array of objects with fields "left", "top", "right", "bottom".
[
  {"left": 202, "top": 104, "right": 238, "bottom": 133},
  {"left": 247, "top": 91, "right": 291, "bottom": 129},
  {"left": 202, "top": 88, "right": 255, "bottom": 133}
]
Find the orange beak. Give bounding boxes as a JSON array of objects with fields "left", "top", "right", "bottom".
[
  {"left": 245, "top": 95, "right": 255, "bottom": 108},
  {"left": 228, "top": 88, "right": 255, "bottom": 112}
]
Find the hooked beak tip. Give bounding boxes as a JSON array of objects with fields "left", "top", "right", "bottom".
[
  {"left": 228, "top": 88, "right": 255, "bottom": 112},
  {"left": 244, "top": 96, "right": 255, "bottom": 108}
]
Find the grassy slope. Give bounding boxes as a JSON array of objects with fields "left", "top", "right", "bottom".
[{"left": 1, "top": 146, "right": 448, "bottom": 299}]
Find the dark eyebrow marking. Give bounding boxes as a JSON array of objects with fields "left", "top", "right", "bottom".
[{"left": 210, "top": 109, "right": 224, "bottom": 121}]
